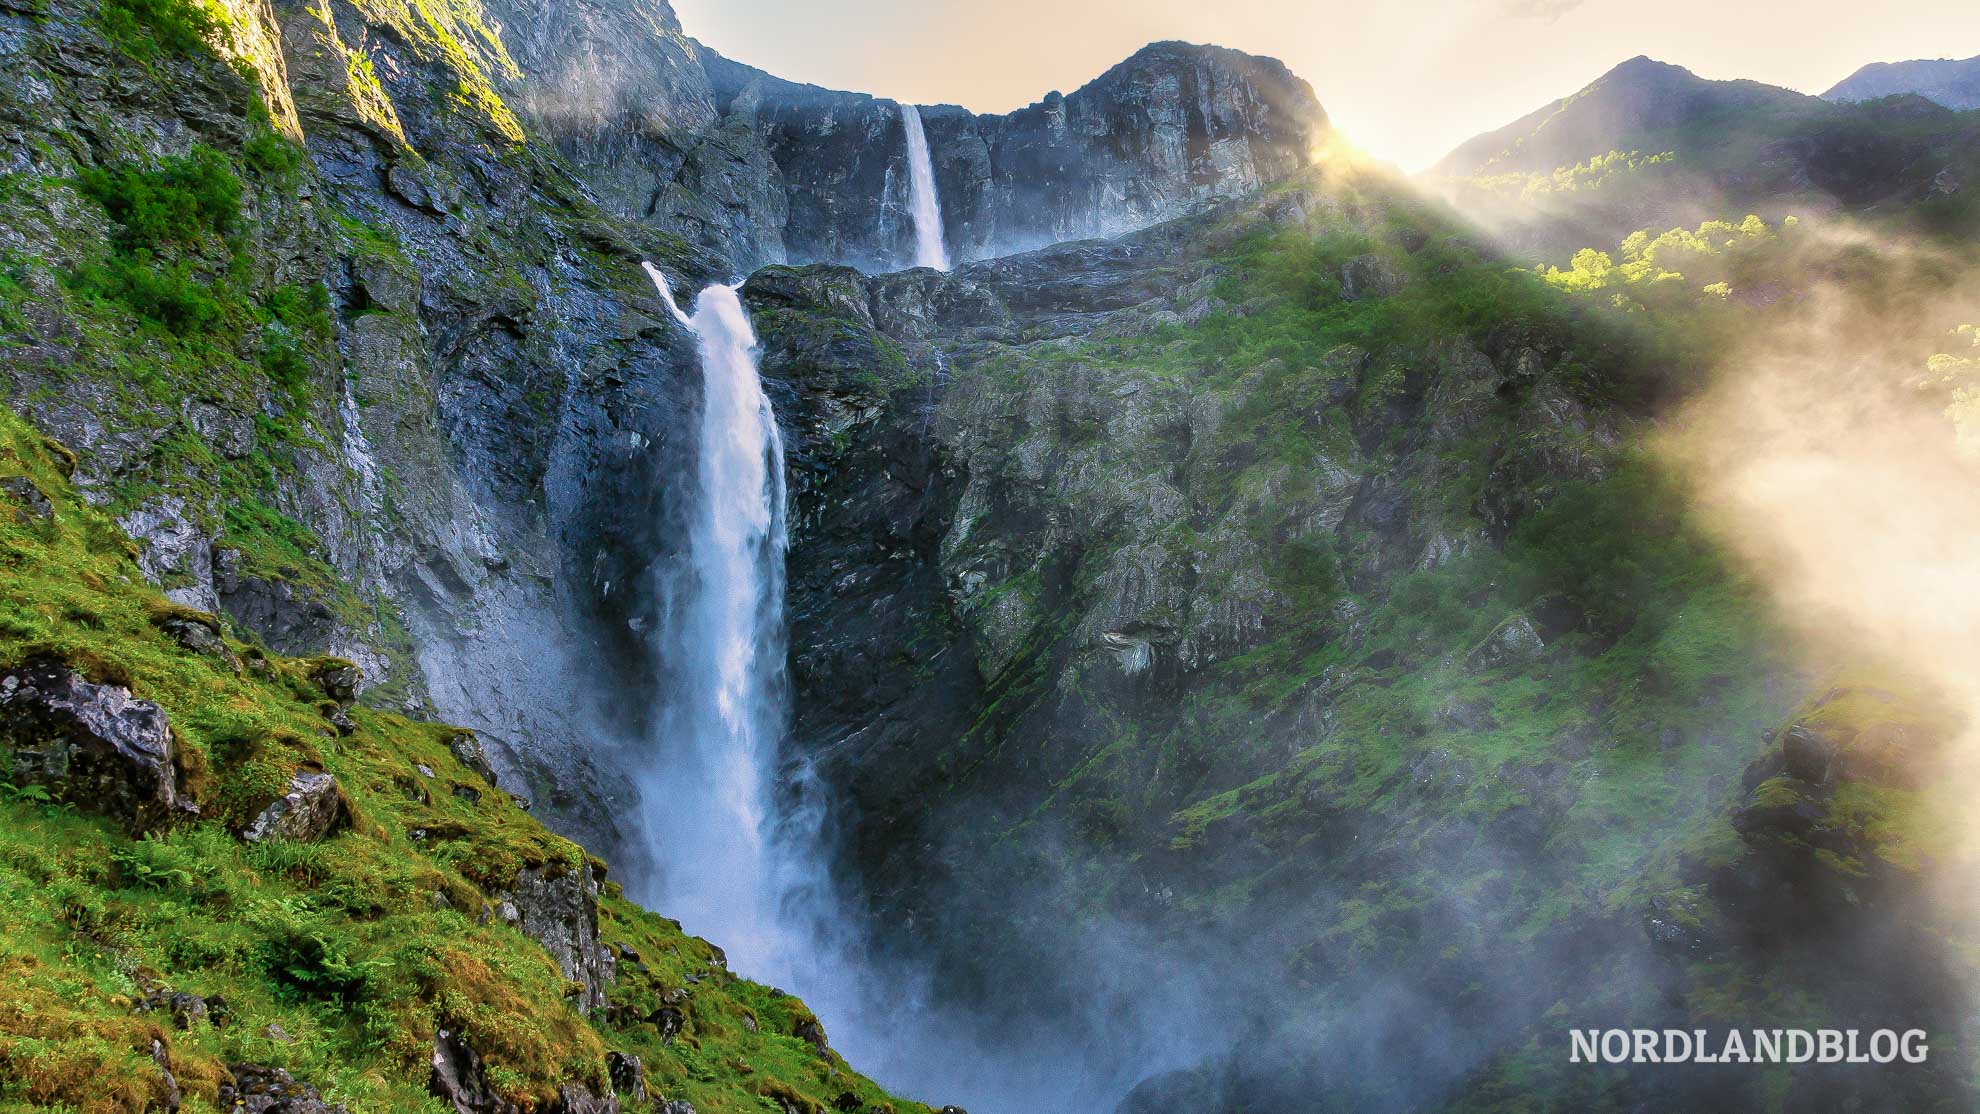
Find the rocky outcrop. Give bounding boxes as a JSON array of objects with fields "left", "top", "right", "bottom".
[
  {"left": 240, "top": 770, "right": 347, "bottom": 842},
  {"left": 496, "top": 864, "right": 612, "bottom": 1013},
  {"left": 431, "top": 1030, "right": 618, "bottom": 1114},
  {"left": 0, "top": 660, "right": 194, "bottom": 830}
]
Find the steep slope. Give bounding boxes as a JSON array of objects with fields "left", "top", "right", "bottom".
[
  {"left": 1826, "top": 55, "right": 1980, "bottom": 110},
  {"left": 1427, "top": 56, "right": 1980, "bottom": 258},
  {"left": 0, "top": 409, "right": 928, "bottom": 1113},
  {"left": 749, "top": 160, "right": 1980, "bottom": 1110}
]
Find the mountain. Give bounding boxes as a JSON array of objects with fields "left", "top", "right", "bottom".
[
  {"left": 1826, "top": 55, "right": 1980, "bottom": 110},
  {"left": 692, "top": 41, "right": 1329, "bottom": 271},
  {"left": 1428, "top": 55, "right": 1980, "bottom": 258},
  {"left": 1433, "top": 55, "right": 1819, "bottom": 180},
  {"left": 1, "top": 0, "right": 1977, "bottom": 1109}
]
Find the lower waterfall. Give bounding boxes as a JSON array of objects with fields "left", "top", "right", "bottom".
[{"left": 633, "top": 263, "right": 816, "bottom": 982}]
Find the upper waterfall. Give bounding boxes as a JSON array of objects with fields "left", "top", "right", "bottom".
[{"left": 901, "top": 103, "right": 951, "bottom": 271}]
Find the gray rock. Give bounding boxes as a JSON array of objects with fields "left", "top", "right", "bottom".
[
  {"left": 1467, "top": 615, "right": 1545, "bottom": 671},
  {"left": 240, "top": 772, "right": 346, "bottom": 843},
  {"left": 500, "top": 864, "right": 612, "bottom": 1013},
  {"left": 430, "top": 1030, "right": 618, "bottom": 1114},
  {"left": 447, "top": 731, "right": 499, "bottom": 787},
  {"left": 1339, "top": 253, "right": 1406, "bottom": 301},
  {"left": 1, "top": 475, "right": 52, "bottom": 521},
  {"left": 0, "top": 661, "right": 192, "bottom": 830},
  {"left": 158, "top": 616, "right": 241, "bottom": 671},
  {"left": 606, "top": 1052, "right": 645, "bottom": 1102}
]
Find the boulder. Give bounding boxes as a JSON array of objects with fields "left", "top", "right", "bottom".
[
  {"left": 1467, "top": 614, "right": 1545, "bottom": 671},
  {"left": 502, "top": 864, "right": 612, "bottom": 1012},
  {"left": 448, "top": 730, "right": 499, "bottom": 786},
  {"left": 606, "top": 1052, "right": 645, "bottom": 1102},
  {"left": 0, "top": 660, "right": 193, "bottom": 830},
  {"left": 1, "top": 475, "right": 52, "bottom": 522},
  {"left": 241, "top": 771, "right": 347, "bottom": 843},
  {"left": 158, "top": 616, "right": 241, "bottom": 671},
  {"left": 430, "top": 1031, "right": 619, "bottom": 1114},
  {"left": 1339, "top": 253, "right": 1407, "bottom": 301},
  {"left": 310, "top": 660, "right": 362, "bottom": 705}
]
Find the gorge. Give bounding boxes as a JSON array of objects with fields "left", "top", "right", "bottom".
[{"left": 0, "top": 0, "right": 1976, "bottom": 1112}]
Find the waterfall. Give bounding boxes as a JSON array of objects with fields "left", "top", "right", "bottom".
[
  {"left": 634, "top": 262, "right": 812, "bottom": 980},
  {"left": 901, "top": 104, "right": 951, "bottom": 271}
]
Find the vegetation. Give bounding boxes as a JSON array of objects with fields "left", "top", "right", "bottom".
[{"left": 0, "top": 408, "right": 925, "bottom": 1113}]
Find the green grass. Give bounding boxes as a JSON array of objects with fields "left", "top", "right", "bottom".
[{"left": 0, "top": 407, "right": 931, "bottom": 1114}]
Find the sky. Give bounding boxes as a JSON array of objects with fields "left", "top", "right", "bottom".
[{"left": 670, "top": 0, "right": 1980, "bottom": 171}]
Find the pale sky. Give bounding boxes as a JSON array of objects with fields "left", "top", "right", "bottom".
[{"left": 671, "top": 0, "right": 1980, "bottom": 171}]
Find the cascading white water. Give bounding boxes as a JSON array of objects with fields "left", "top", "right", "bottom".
[
  {"left": 634, "top": 262, "right": 811, "bottom": 978},
  {"left": 900, "top": 103, "right": 951, "bottom": 271}
]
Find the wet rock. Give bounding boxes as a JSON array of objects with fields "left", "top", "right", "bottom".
[
  {"left": 215, "top": 552, "right": 340, "bottom": 657},
  {"left": 150, "top": 1039, "right": 181, "bottom": 1113},
  {"left": 138, "top": 988, "right": 211, "bottom": 1030},
  {"left": 325, "top": 706, "right": 358, "bottom": 736},
  {"left": 1, "top": 475, "right": 52, "bottom": 522},
  {"left": 219, "top": 1063, "right": 347, "bottom": 1113},
  {"left": 182, "top": 400, "right": 255, "bottom": 459},
  {"left": 1438, "top": 696, "right": 1500, "bottom": 733},
  {"left": 793, "top": 1017, "right": 829, "bottom": 1056},
  {"left": 0, "top": 660, "right": 192, "bottom": 830},
  {"left": 118, "top": 496, "right": 218, "bottom": 614},
  {"left": 659, "top": 1102, "right": 697, "bottom": 1114},
  {"left": 1467, "top": 614, "right": 1544, "bottom": 670},
  {"left": 1340, "top": 253, "right": 1406, "bottom": 301},
  {"left": 241, "top": 771, "right": 347, "bottom": 843},
  {"left": 262, "top": 1023, "right": 293, "bottom": 1043}
]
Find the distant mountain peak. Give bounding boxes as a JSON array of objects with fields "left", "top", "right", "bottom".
[{"left": 1824, "top": 55, "right": 1980, "bottom": 111}]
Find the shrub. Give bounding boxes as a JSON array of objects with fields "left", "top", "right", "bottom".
[
  {"left": 99, "top": 0, "right": 217, "bottom": 60},
  {"left": 75, "top": 146, "right": 241, "bottom": 251}
]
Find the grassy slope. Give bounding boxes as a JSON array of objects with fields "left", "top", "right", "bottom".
[{"left": 0, "top": 264, "right": 919, "bottom": 1114}]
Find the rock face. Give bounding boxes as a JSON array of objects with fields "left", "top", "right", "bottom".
[
  {"left": 695, "top": 41, "right": 1329, "bottom": 272},
  {"left": 0, "top": 661, "right": 192, "bottom": 830}
]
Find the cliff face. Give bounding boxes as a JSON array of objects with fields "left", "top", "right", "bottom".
[
  {"left": 747, "top": 167, "right": 1978, "bottom": 1109},
  {"left": 693, "top": 41, "right": 1330, "bottom": 273}
]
